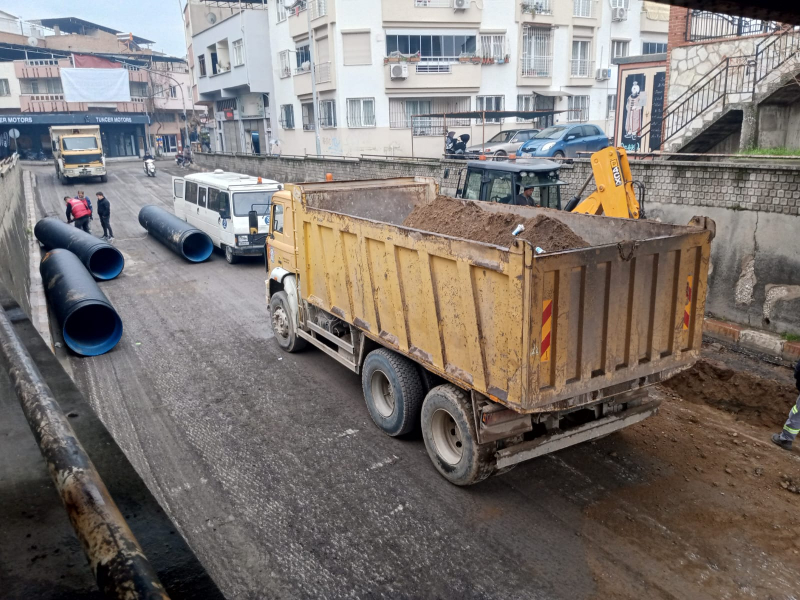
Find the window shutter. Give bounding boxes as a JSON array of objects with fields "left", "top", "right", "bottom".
[{"left": 343, "top": 32, "right": 372, "bottom": 66}]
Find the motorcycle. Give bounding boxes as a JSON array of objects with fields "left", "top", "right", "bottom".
[
  {"left": 143, "top": 158, "right": 156, "bottom": 177},
  {"left": 444, "top": 133, "right": 471, "bottom": 160},
  {"left": 176, "top": 154, "right": 192, "bottom": 168}
]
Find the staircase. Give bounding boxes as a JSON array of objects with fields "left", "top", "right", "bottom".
[{"left": 640, "top": 25, "right": 800, "bottom": 153}]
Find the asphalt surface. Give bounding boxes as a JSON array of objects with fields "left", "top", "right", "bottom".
[{"left": 28, "top": 162, "right": 793, "bottom": 600}]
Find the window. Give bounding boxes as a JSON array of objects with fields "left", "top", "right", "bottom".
[
  {"left": 272, "top": 204, "right": 284, "bottom": 234},
  {"left": 302, "top": 102, "right": 316, "bottom": 130},
  {"left": 389, "top": 99, "right": 432, "bottom": 129},
  {"left": 642, "top": 42, "right": 667, "bottom": 55},
  {"left": 574, "top": 0, "right": 594, "bottom": 17},
  {"left": 232, "top": 39, "right": 244, "bottom": 67},
  {"left": 198, "top": 187, "right": 208, "bottom": 209},
  {"left": 198, "top": 55, "right": 207, "bottom": 77},
  {"left": 185, "top": 181, "right": 198, "bottom": 205},
  {"left": 233, "top": 192, "right": 274, "bottom": 217},
  {"left": 476, "top": 96, "right": 504, "bottom": 123},
  {"left": 347, "top": 98, "right": 376, "bottom": 128},
  {"left": 611, "top": 40, "right": 629, "bottom": 59},
  {"left": 464, "top": 171, "right": 482, "bottom": 200},
  {"left": 22, "top": 79, "right": 63, "bottom": 94},
  {"left": 486, "top": 172, "right": 514, "bottom": 204},
  {"left": 169, "top": 86, "right": 178, "bottom": 99},
  {"left": 0, "top": 79, "right": 9, "bottom": 96},
  {"left": 386, "top": 34, "right": 477, "bottom": 62},
  {"left": 521, "top": 27, "right": 552, "bottom": 77},
  {"left": 568, "top": 96, "right": 590, "bottom": 121},
  {"left": 296, "top": 44, "right": 311, "bottom": 71},
  {"left": 280, "top": 104, "right": 295, "bottom": 129},
  {"left": 480, "top": 34, "right": 506, "bottom": 61},
  {"left": 607, "top": 94, "right": 617, "bottom": 119},
  {"left": 319, "top": 100, "right": 337, "bottom": 128},
  {"left": 343, "top": 31, "right": 372, "bottom": 65},
  {"left": 277, "top": 1, "right": 287, "bottom": 22},
  {"left": 174, "top": 179, "right": 184, "bottom": 199},
  {"left": 208, "top": 188, "right": 219, "bottom": 212},
  {"left": 218, "top": 192, "right": 230, "bottom": 216},
  {"left": 571, "top": 40, "right": 591, "bottom": 77},
  {"left": 279, "top": 51, "right": 292, "bottom": 78},
  {"left": 610, "top": 0, "right": 629, "bottom": 7}
]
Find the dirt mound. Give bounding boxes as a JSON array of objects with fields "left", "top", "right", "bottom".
[
  {"left": 663, "top": 358, "right": 798, "bottom": 428},
  {"left": 402, "top": 197, "right": 589, "bottom": 253}
]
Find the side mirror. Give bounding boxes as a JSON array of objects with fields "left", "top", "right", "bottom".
[
  {"left": 566, "top": 135, "right": 576, "bottom": 141},
  {"left": 248, "top": 209, "right": 259, "bottom": 235},
  {"left": 218, "top": 207, "right": 230, "bottom": 220}
]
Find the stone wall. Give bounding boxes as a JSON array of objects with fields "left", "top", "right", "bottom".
[
  {"left": 193, "top": 152, "right": 800, "bottom": 335},
  {"left": 0, "top": 157, "right": 30, "bottom": 317}
]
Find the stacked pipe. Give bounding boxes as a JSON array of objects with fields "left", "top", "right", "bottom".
[
  {"left": 35, "top": 217, "right": 124, "bottom": 280},
  {"left": 138, "top": 205, "right": 213, "bottom": 263}
]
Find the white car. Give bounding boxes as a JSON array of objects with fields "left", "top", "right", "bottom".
[{"left": 465, "top": 129, "right": 540, "bottom": 159}]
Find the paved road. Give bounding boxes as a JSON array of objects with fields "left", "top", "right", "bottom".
[{"left": 29, "top": 162, "right": 795, "bottom": 600}]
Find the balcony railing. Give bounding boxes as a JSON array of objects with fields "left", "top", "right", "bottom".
[
  {"left": 522, "top": 0, "right": 552, "bottom": 15},
  {"left": 314, "top": 61, "right": 331, "bottom": 84},
  {"left": 687, "top": 10, "right": 780, "bottom": 42},
  {"left": 520, "top": 55, "right": 553, "bottom": 78},
  {"left": 415, "top": 0, "right": 451, "bottom": 6},
  {"left": 573, "top": 0, "right": 597, "bottom": 18},
  {"left": 309, "top": 0, "right": 327, "bottom": 20},
  {"left": 295, "top": 64, "right": 311, "bottom": 75},
  {"left": 23, "top": 93, "right": 64, "bottom": 101},
  {"left": 570, "top": 59, "right": 595, "bottom": 77}
]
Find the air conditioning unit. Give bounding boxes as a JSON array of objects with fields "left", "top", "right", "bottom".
[
  {"left": 612, "top": 7, "right": 628, "bottom": 21},
  {"left": 453, "top": 0, "right": 469, "bottom": 11},
  {"left": 390, "top": 64, "right": 409, "bottom": 80},
  {"left": 596, "top": 67, "right": 611, "bottom": 80}
]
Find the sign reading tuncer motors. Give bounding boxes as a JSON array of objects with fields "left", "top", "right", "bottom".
[{"left": 0, "top": 114, "right": 150, "bottom": 126}]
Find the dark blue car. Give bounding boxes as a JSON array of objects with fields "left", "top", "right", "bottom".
[{"left": 519, "top": 124, "right": 609, "bottom": 159}]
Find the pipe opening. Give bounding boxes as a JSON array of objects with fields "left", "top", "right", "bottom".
[
  {"left": 63, "top": 304, "right": 123, "bottom": 356},
  {"left": 181, "top": 232, "right": 214, "bottom": 263},
  {"left": 88, "top": 247, "right": 125, "bottom": 280}
]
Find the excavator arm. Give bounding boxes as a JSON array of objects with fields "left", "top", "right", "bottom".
[{"left": 568, "top": 147, "right": 644, "bottom": 219}]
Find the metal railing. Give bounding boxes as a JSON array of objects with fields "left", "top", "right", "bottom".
[
  {"left": 309, "top": 0, "right": 327, "bottom": 19},
  {"left": 415, "top": 0, "right": 451, "bottom": 6},
  {"left": 522, "top": 0, "right": 552, "bottom": 15},
  {"left": 570, "top": 59, "right": 595, "bottom": 77},
  {"left": 521, "top": 55, "right": 553, "bottom": 77},
  {"left": 314, "top": 61, "right": 331, "bottom": 83},
  {"left": 687, "top": 10, "right": 780, "bottom": 42}
]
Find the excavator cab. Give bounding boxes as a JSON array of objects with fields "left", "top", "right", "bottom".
[{"left": 457, "top": 160, "right": 567, "bottom": 209}]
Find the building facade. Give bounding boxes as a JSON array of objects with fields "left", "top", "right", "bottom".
[{"left": 186, "top": 0, "right": 667, "bottom": 158}]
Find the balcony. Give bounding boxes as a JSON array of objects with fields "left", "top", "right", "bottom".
[
  {"left": 518, "top": 55, "right": 552, "bottom": 86},
  {"left": 384, "top": 0, "right": 481, "bottom": 26},
  {"left": 385, "top": 60, "right": 481, "bottom": 93},
  {"left": 569, "top": 59, "right": 596, "bottom": 86},
  {"left": 14, "top": 59, "right": 69, "bottom": 79},
  {"left": 315, "top": 61, "right": 331, "bottom": 84},
  {"left": 520, "top": 0, "right": 553, "bottom": 20},
  {"left": 288, "top": 0, "right": 333, "bottom": 39},
  {"left": 572, "top": 0, "right": 599, "bottom": 21},
  {"left": 19, "top": 94, "right": 86, "bottom": 113},
  {"left": 293, "top": 61, "right": 336, "bottom": 97}
]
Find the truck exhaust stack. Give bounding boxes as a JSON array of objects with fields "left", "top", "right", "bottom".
[
  {"left": 34, "top": 217, "right": 124, "bottom": 281},
  {"left": 138, "top": 205, "right": 213, "bottom": 263}
]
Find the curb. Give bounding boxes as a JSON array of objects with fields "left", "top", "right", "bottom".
[
  {"left": 23, "top": 170, "right": 53, "bottom": 351},
  {"left": 704, "top": 317, "right": 798, "bottom": 364}
]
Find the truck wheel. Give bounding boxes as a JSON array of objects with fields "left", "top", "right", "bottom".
[
  {"left": 59, "top": 171, "right": 68, "bottom": 185},
  {"left": 361, "top": 348, "right": 424, "bottom": 437},
  {"left": 99, "top": 175, "right": 108, "bottom": 183},
  {"left": 269, "top": 291, "right": 306, "bottom": 353},
  {"left": 224, "top": 245, "right": 240, "bottom": 264},
  {"left": 421, "top": 384, "right": 496, "bottom": 486}
]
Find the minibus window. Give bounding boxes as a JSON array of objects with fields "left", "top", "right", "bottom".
[{"left": 208, "top": 188, "right": 219, "bottom": 212}]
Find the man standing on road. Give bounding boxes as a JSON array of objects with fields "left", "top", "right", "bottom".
[
  {"left": 772, "top": 360, "right": 800, "bottom": 451},
  {"left": 65, "top": 195, "right": 91, "bottom": 233},
  {"left": 96, "top": 191, "right": 113, "bottom": 241}
]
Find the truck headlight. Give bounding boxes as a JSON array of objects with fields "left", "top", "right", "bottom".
[
  {"left": 542, "top": 142, "right": 556, "bottom": 152},
  {"left": 237, "top": 235, "right": 250, "bottom": 246}
]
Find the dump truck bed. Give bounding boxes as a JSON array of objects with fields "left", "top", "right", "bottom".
[{"left": 289, "top": 177, "right": 713, "bottom": 414}]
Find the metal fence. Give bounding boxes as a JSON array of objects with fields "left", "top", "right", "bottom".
[{"left": 687, "top": 10, "right": 780, "bottom": 42}]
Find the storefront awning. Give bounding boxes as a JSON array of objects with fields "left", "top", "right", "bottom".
[{"left": 0, "top": 114, "right": 150, "bottom": 126}]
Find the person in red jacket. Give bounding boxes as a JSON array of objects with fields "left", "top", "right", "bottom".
[{"left": 65, "top": 195, "right": 92, "bottom": 233}]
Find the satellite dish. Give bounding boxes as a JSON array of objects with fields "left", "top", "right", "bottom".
[
  {"left": 284, "top": 0, "right": 298, "bottom": 9},
  {"left": 205, "top": 12, "right": 217, "bottom": 24},
  {"left": 27, "top": 36, "right": 39, "bottom": 47}
]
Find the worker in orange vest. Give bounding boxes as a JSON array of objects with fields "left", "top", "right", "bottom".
[{"left": 65, "top": 195, "right": 92, "bottom": 233}]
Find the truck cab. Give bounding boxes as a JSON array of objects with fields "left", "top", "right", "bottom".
[
  {"left": 457, "top": 160, "right": 566, "bottom": 210},
  {"left": 50, "top": 125, "right": 107, "bottom": 184}
]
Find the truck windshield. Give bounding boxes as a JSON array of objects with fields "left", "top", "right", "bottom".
[
  {"left": 233, "top": 191, "right": 275, "bottom": 217},
  {"left": 533, "top": 126, "right": 567, "bottom": 140},
  {"left": 62, "top": 137, "right": 98, "bottom": 151}
]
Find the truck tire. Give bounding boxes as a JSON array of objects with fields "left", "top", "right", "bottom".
[
  {"left": 99, "top": 175, "right": 108, "bottom": 183},
  {"left": 224, "top": 244, "right": 240, "bottom": 264},
  {"left": 421, "top": 384, "right": 496, "bottom": 486},
  {"left": 269, "top": 291, "right": 307, "bottom": 353},
  {"left": 361, "top": 348, "right": 424, "bottom": 437},
  {"left": 59, "top": 170, "right": 68, "bottom": 185}
]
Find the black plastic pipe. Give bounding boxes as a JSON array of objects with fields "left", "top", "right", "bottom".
[
  {"left": 34, "top": 217, "right": 125, "bottom": 281},
  {"left": 138, "top": 205, "right": 213, "bottom": 263},
  {"left": 40, "top": 249, "right": 123, "bottom": 356}
]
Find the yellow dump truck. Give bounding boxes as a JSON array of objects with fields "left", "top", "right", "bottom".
[
  {"left": 265, "top": 177, "right": 714, "bottom": 485},
  {"left": 50, "top": 125, "right": 107, "bottom": 185}
]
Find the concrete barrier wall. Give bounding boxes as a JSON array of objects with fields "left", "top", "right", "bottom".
[
  {"left": 193, "top": 152, "right": 800, "bottom": 335},
  {"left": 0, "top": 157, "right": 31, "bottom": 318}
]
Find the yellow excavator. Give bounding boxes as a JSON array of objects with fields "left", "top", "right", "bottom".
[{"left": 457, "top": 146, "right": 645, "bottom": 219}]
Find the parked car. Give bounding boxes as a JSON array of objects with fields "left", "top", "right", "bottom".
[
  {"left": 518, "top": 124, "right": 609, "bottom": 158},
  {"left": 465, "top": 128, "right": 540, "bottom": 159}
]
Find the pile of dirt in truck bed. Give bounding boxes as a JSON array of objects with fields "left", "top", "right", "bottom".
[
  {"left": 663, "top": 358, "right": 798, "bottom": 428},
  {"left": 402, "top": 197, "right": 589, "bottom": 252}
]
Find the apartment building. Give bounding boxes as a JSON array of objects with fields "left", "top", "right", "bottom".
[
  {"left": 0, "top": 15, "right": 203, "bottom": 158},
  {"left": 186, "top": 0, "right": 667, "bottom": 158}
]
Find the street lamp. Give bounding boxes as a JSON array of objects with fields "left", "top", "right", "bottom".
[{"left": 284, "top": 0, "right": 322, "bottom": 156}]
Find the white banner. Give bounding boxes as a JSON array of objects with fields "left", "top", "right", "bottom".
[{"left": 61, "top": 68, "right": 132, "bottom": 103}]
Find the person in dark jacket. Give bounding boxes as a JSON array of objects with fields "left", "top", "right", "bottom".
[
  {"left": 513, "top": 184, "right": 538, "bottom": 207},
  {"left": 96, "top": 192, "right": 113, "bottom": 240},
  {"left": 65, "top": 195, "right": 91, "bottom": 233},
  {"left": 772, "top": 360, "right": 800, "bottom": 450}
]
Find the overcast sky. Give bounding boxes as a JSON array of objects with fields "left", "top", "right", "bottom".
[{"left": 1, "top": 0, "right": 188, "bottom": 58}]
